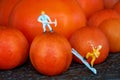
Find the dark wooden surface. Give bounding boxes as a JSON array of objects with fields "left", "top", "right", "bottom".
[{"left": 0, "top": 53, "right": 120, "bottom": 80}]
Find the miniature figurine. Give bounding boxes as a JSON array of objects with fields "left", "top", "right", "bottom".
[
  {"left": 71, "top": 45, "right": 102, "bottom": 74},
  {"left": 37, "top": 11, "right": 57, "bottom": 32},
  {"left": 85, "top": 45, "right": 102, "bottom": 67},
  {"left": 72, "top": 48, "right": 97, "bottom": 74}
]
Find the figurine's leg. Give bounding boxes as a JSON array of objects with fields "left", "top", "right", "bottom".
[
  {"left": 91, "top": 57, "right": 96, "bottom": 67},
  {"left": 47, "top": 24, "right": 53, "bottom": 32},
  {"left": 84, "top": 52, "right": 90, "bottom": 60},
  {"left": 85, "top": 52, "right": 91, "bottom": 59},
  {"left": 43, "top": 24, "right": 46, "bottom": 32}
]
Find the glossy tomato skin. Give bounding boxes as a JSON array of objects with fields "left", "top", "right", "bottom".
[
  {"left": 88, "top": 9, "right": 120, "bottom": 27},
  {"left": 104, "top": 0, "right": 119, "bottom": 9},
  {"left": 76, "top": 0, "right": 104, "bottom": 18},
  {"left": 0, "top": 27, "right": 29, "bottom": 70},
  {"left": 9, "top": 0, "right": 87, "bottom": 44},
  {"left": 99, "top": 19, "right": 120, "bottom": 53},
  {"left": 30, "top": 32, "right": 72, "bottom": 76},
  {"left": 113, "top": 1, "right": 120, "bottom": 14},
  {"left": 69, "top": 27, "right": 109, "bottom": 65},
  {"left": 0, "top": 0, "right": 20, "bottom": 26}
]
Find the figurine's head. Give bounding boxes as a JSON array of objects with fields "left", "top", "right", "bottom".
[
  {"left": 94, "top": 45, "right": 102, "bottom": 58},
  {"left": 41, "top": 11, "right": 45, "bottom": 14},
  {"left": 97, "top": 45, "right": 102, "bottom": 51}
]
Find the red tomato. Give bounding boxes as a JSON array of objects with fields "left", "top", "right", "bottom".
[
  {"left": 0, "top": 0, "right": 20, "bottom": 26},
  {"left": 99, "top": 18, "right": 120, "bottom": 53},
  {"left": 76, "top": 0, "right": 104, "bottom": 18},
  {"left": 88, "top": 9, "right": 120, "bottom": 27},
  {"left": 9, "top": 0, "right": 86, "bottom": 44},
  {"left": 0, "top": 27, "right": 29, "bottom": 70},
  {"left": 69, "top": 27, "right": 109, "bottom": 65},
  {"left": 30, "top": 32, "right": 72, "bottom": 76}
]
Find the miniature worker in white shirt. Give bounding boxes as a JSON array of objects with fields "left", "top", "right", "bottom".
[{"left": 37, "top": 11, "right": 53, "bottom": 32}]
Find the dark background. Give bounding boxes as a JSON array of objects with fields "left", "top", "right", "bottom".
[{"left": 0, "top": 53, "right": 120, "bottom": 80}]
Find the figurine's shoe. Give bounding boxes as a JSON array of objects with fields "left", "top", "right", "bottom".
[
  {"left": 50, "top": 30, "right": 53, "bottom": 32},
  {"left": 83, "top": 57, "right": 87, "bottom": 60}
]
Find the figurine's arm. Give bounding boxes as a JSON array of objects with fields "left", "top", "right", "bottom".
[{"left": 37, "top": 16, "right": 43, "bottom": 23}]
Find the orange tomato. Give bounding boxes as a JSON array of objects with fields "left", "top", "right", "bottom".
[
  {"left": 9, "top": 0, "right": 86, "bottom": 44},
  {"left": 76, "top": 0, "right": 104, "bottom": 18},
  {"left": 113, "top": 1, "right": 120, "bottom": 14},
  {"left": 69, "top": 27, "right": 109, "bottom": 65},
  {"left": 99, "top": 18, "right": 120, "bottom": 53},
  {"left": 104, "top": 0, "right": 119, "bottom": 9},
  {"left": 88, "top": 9, "right": 120, "bottom": 27},
  {"left": 0, "top": 0, "right": 20, "bottom": 26},
  {"left": 0, "top": 27, "right": 29, "bottom": 70},
  {"left": 30, "top": 32, "right": 72, "bottom": 76}
]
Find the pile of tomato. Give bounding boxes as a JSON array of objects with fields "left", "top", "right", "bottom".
[{"left": 0, "top": 0, "right": 120, "bottom": 76}]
